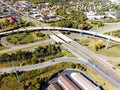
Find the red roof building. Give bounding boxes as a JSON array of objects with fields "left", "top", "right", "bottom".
[{"left": 8, "top": 16, "right": 15, "bottom": 23}]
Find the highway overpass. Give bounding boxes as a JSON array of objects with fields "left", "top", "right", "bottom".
[{"left": 0, "top": 26, "right": 120, "bottom": 43}]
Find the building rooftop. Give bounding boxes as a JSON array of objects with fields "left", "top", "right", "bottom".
[
  {"left": 58, "top": 75, "right": 80, "bottom": 90},
  {"left": 48, "top": 82, "right": 63, "bottom": 90},
  {"left": 71, "top": 72, "right": 100, "bottom": 90},
  {"left": 47, "top": 70, "right": 103, "bottom": 90}
]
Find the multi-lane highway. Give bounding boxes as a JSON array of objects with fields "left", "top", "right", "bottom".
[{"left": 52, "top": 31, "right": 120, "bottom": 88}]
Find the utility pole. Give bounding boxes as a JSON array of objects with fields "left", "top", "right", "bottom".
[
  {"left": 12, "top": 61, "right": 20, "bottom": 83},
  {"left": 105, "top": 32, "right": 112, "bottom": 49}
]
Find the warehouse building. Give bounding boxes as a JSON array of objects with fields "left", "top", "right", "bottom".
[
  {"left": 58, "top": 75, "right": 81, "bottom": 90},
  {"left": 47, "top": 70, "right": 102, "bottom": 90},
  {"left": 71, "top": 72, "right": 101, "bottom": 90}
]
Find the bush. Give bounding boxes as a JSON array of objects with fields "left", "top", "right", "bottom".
[
  {"left": 36, "top": 32, "right": 45, "bottom": 37},
  {"left": 25, "top": 81, "right": 31, "bottom": 87},
  {"left": 94, "top": 43, "right": 105, "bottom": 51},
  {"left": 35, "top": 83, "right": 40, "bottom": 89},
  {"left": 31, "top": 57, "right": 39, "bottom": 64},
  {"left": 20, "top": 62, "right": 25, "bottom": 66}
]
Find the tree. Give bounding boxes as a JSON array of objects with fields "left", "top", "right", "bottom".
[
  {"left": 118, "top": 64, "right": 120, "bottom": 67},
  {"left": 36, "top": 32, "right": 45, "bottom": 37},
  {"left": 57, "top": 20, "right": 73, "bottom": 28},
  {"left": 31, "top": 57, "right": 39, "bottom": 64},
  {"left": 35, "top": 83, "right": 40, "bottom": 89},
  {"left": 78, "top": 23, "right": 92, "bottom": 30},
  {"left": 25, "top": 81, "right": 31, "bottom": 87},
  {"left": 0, "top": 53, "right": 11, "bottom": 63}
]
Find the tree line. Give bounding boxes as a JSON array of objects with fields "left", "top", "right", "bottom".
[
  {"left": 0, "top": 44, "right": 61, "bottom": 63},
  {"left": 56, "top": 10, "right": 92, "bottom": 30}
]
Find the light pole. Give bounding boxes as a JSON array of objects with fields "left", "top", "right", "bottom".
[{"left": 12, "top": 61, "right": 20, "bottom": 83}]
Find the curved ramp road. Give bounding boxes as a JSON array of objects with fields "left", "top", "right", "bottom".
[
  {"left": 0, "top": 57, "right": 86, "bottom": 73},
  {"left": 0, "top": 39, "right": 52, "bottom": 54}
]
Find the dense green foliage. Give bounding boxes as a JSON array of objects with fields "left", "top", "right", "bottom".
[
  {"left": 56, "top": 10, "right": 92, "bottom": 30},
  {"left": 57, "top": 20, "right": 92, "bottom": 30},
  {"left": 0, "top": 62, "right": 87, "bottom": 90},
  {"left": 36, "top": 32, "right": 45, "bottom": 37},
  {"left": 0, "top": 44, "right": 61, "bottom": 64},
  {"left": 57, "top": 20, "right": 73, "bottom": 28}
]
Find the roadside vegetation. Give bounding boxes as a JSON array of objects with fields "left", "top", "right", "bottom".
[
  {"left": 6, "top": 31, "right": 48, "bottom": 45},
  {"left": 0, "top": 62, "right": 117, "bottom": 90},
  {"left": 0, "top": 44, "right": 74, "bottom": 68},
  {"left": 109, "top": 61, "right": 120, "bottom": 70},
  {"left": 106, "top": 30, "right": 120, "bottom": 38},
  {"left": 0, "top": 44, "right": 61, "bottom": 66},
  {"left": 87, "top": 20, "right": 104, "bottom": 28},
  {"left": 78, "top": 37, "right": 120, "bottom": 57},
  {"left": 106, "top": 18, "right": 120, "bottom": 23},
  {"left": 0, "top": 41, "right": 8, "bottom": 51}
]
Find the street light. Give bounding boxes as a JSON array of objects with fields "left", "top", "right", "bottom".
[{"left": 12, "top": 61, "right": 20, "bottom": 83}]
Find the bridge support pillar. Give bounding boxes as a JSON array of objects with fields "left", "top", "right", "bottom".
[
  {"left": 105, "top": 38, "right": 110, "bottom": 49},
  {"left": 105, "top": 32, "right": 112, "bottom": 49},
  {"left": 80, "top": 30, "right": 83, "bottom": 36}
]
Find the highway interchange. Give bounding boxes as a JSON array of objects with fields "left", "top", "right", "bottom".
[
  {"left": 0, "top": 26, "right": 120, "bottom": 88},
  {"left": 0, "top": 1, "right": 120, "bottom": 89}
]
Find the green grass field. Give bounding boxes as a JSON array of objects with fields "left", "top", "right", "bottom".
[
  {"left": 6, "top": 31, "right": 49, "bottom": 45},
  {"left": 0, "top": 41, "right": 8, "bottom": 51},
  {"left": 78, "top": 37, "right": 120, "bottom": 57}
]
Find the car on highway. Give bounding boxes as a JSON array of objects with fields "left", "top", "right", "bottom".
[
  {"left": 52, "top": 60, "right": 55, "bottom": 62},
  {"left": 112, "top": 67, "right": 116, "bottom": 70}
]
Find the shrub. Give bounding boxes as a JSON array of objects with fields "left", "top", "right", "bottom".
[{"left": 36, "top": 32, "right": 45, "bottom": 37}]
